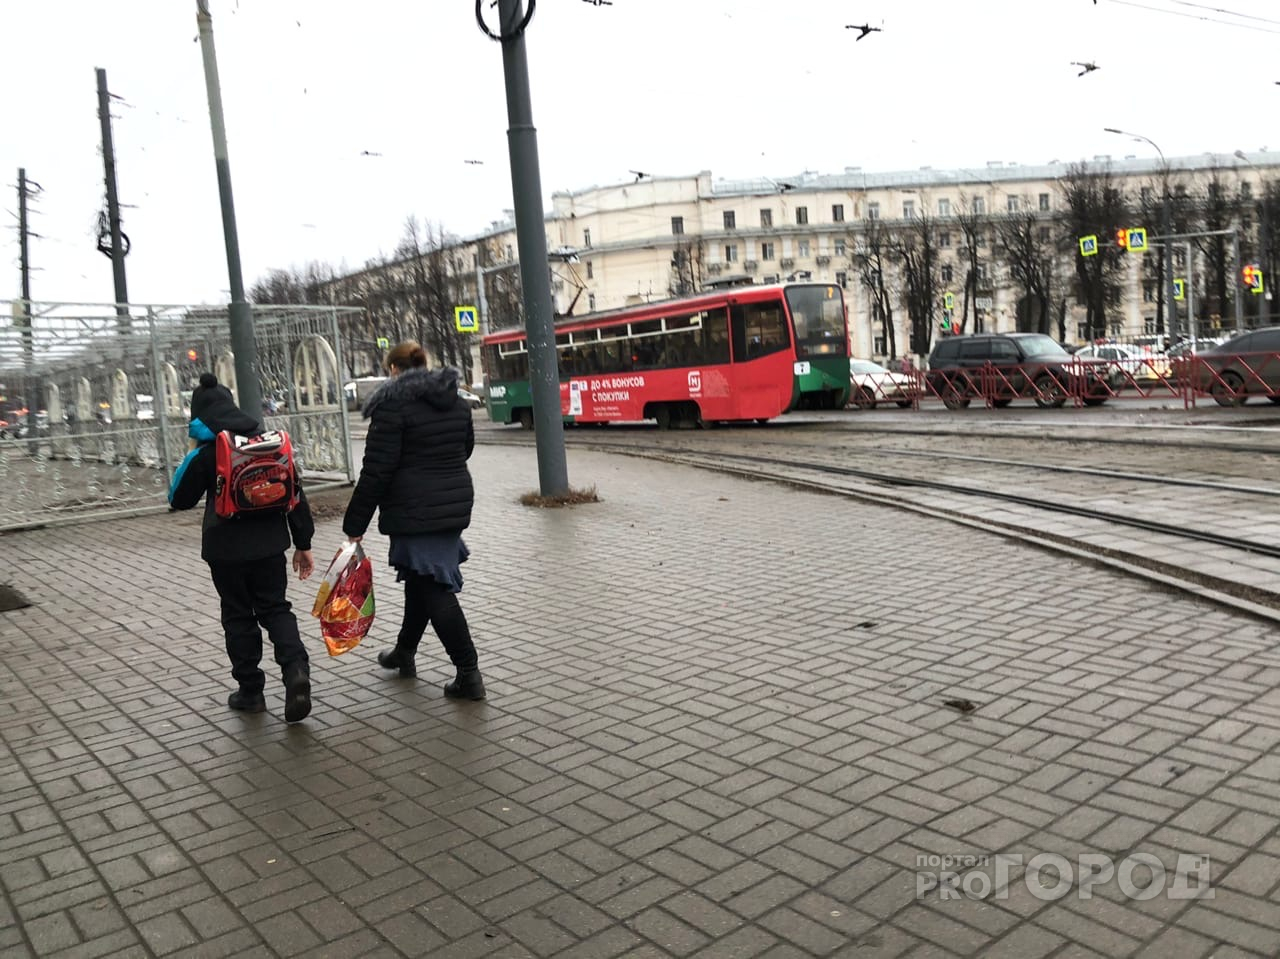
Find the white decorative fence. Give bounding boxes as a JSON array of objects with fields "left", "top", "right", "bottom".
[{"left": 0, "top": 303, "right": 360, "bottom": 532}]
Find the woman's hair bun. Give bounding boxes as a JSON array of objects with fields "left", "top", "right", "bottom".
[
  {"left": 409, "top": 346, "right": 427, "bottom": 368},
  {"left": 199, "top": 372, "right": 219, "bottom": 388}
]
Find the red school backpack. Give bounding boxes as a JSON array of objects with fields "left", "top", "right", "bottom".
[{"left": 213, "top": 429, "right": 300, "bottom": 519}]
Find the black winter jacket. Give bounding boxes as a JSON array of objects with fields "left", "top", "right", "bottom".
[
  {"left": 169, "top": 442, "right": 315, "bottom": 564},
  {"left": 342, "top": 367, "right": 475, "bottom": 538}
]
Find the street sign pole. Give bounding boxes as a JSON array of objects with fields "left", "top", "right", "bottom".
[{"left": 495, "top": 0, "right": 568, "bottom": 496}]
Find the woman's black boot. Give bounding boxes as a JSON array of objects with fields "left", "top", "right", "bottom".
[
  {"left": 444, "top": 667, "right": 485, "bottom": 701},
  {"left": 377, "top": 647, "right": 416, "bottom": 678}
]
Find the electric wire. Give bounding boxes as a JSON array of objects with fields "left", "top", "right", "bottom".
[{"left": 1110, "top": 0, "right": 1280, "bottom": 34}]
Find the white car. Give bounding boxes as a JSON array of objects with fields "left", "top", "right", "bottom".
[
  {"left": 1072, "top": 343, "right": 1171, "bottom": 385},
  {"left": 848, "top": 359, "right": 918, "bottom": 410},
  {"left": 458, "top": 388, "right": 484, "bottom": 410}
]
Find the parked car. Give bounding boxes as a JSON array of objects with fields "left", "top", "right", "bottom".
[
  {"left": 458, "top": 388, "right": 484, "bottom": 410},
  {"left": 848, "top": 359, "right": 917, "bottom": 410},
  {"left": 1072, "top": 343, "right": 1171, "bottom": 386},
  {"left": 1165, "top": 337, "right": 1226, "bottom": 358},
  {"left": 1189, "top": 326, "right": 1280, "bottom": 406},
  {"left": 926, "top": 333, "right": 1110, "bottom": 409}
]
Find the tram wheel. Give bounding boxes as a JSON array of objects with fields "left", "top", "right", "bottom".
[
  {"left": 517, "top": 408, "right": 534, "bottom": 430},
  {"left": 654, "top": 405, "right": 673, "bottom": 430}
]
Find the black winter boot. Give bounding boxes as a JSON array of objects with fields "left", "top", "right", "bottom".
[
  {"left": 444, "top": 668, "right": 485, "bottom": 701},
  {"left": 283, "top": 662, "right": 312, "bottom": 723},
  {"left": 228, "top": 688, "right": 266, "bottom": 713},
  {"left": 377, "top": 647, "right": 417, "bottom": 678}
]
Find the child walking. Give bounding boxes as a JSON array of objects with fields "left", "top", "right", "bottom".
[{"left": 168, "top": 373, "right": 316, "bottom": 722}]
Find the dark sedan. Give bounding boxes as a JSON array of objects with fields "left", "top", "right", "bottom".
[{"left": 1189, "top": 327, "right": 1280, "bottom": 406}]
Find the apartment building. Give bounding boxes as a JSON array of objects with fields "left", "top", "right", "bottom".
[{"left": 443, "top": 154, "right": 1280, "bottom": 363}]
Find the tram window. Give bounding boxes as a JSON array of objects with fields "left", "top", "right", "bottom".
[
  {"left": 701, "top": 308, "right": 730, "bottom": 364},
  {"left": 730, "top": 301, "right": 789, "bottom": 360}
]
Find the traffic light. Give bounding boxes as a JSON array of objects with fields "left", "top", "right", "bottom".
[
  {"left": 186, "top": 348, "right": 199, "bottom": 362},
  {"left": 1115, "top": 228, "right": 1128, "bottom": 250},
  {"left": 1243, "top": 265, "right": 1264, "bottom": 294}
]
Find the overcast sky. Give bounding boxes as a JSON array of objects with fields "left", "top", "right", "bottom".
[{"left": 2, "top": 0, "right": 1276, "bottom": 308}]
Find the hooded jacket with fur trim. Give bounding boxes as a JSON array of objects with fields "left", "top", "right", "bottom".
[{"left": 343, "top": 366, "right": 475, "bottom": 538}]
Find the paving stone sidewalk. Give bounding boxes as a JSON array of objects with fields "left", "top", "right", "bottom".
[{"left": 2, "top": 444, "right": 1279, "bottom": 959}]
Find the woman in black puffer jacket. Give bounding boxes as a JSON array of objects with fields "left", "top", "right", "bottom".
[{"left": 342, "top": 341, "right": 484, "bottom": 700}]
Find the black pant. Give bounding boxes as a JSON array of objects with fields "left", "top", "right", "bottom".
[
  {"left": 208, "top": 553, "right": 307, "bottom": 693},
  {"left": 397, "top": 572, "right": 477, "bottom": 670}
]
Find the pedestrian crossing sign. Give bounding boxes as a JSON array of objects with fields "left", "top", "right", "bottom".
[
  {"left": 1173, "top": 279, "right": 1185, "bottom": 301},
  {"left": 1125, "top": 227, "right": 1148, "bottom": 252},
  {"left": 1079, "top": 235, "right": 1098, "bottom": 257},
  {"left": 454, "top": 306, "right": 479, "bottom": 333}
]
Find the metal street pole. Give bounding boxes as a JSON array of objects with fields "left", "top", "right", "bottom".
[
  {"left": 1104, "top": 128, "right": 1177, "bottom": 339},
  {"left": 1235, "top": 150, "right": 1271, "bottom": 328},
  {"left": 96, "top": 68, "right": 130, "bottom": 332},
  {"left": 1231, "top": 227, "right": 1244, "bottom": 333},
  {"left": 494, "top": 0, "right": 569, "bottom": 496},
  {"left": 195, "top": 0, "right": 262, "bottom": 419}
]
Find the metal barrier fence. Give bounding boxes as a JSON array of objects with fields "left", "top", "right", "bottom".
[
  {"left": 0, "top": 302, "right": 361, "bottom": 532},
  {"left": 850, "top": 353, "right": 1280, "bottom": 410}
]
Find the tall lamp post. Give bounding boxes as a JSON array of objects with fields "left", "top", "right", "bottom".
[
  {"left": 1236, "top": 149, "right": 1271, "bottom": 328},
  {"left": 1104, "top": 127, "right": 1179, "bottom": 341}
]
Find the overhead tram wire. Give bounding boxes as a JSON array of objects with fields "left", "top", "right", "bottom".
[
  {"left": 1108, "top": 0, "right": 1280, "bottom": 34},
  {"left": 1165, "top": 0, "right": 1280, "bottom": 27}
]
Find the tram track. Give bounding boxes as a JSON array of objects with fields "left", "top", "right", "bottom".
[{"left": 479, "top": 426, "right": 1280, "bottom": 625}]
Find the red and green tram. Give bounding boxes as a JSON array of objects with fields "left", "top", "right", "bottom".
[{"left": 481, "top": 282, "right": 850, "bottom": 428}]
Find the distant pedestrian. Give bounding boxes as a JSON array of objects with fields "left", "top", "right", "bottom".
[
  {"left": 342, "top": 341, "right": 485, "bottom": 700},
  {"left": 168, "top": 373, "right": 316, "bottom": 722}
]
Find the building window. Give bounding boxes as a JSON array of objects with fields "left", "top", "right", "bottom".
[
  {"left": 973, "top": 197, "right": 985, "bottom": 215},
  {"left": 588, "top": 293, "right": 596, "bottom": 311},
  {"left": 761, "top": 241, "right": 776, "bottom": 260},
  {"left": 1007, "top": 196, "right": 1019, "bottom": 213},
  {"left": 1143, "top": 282, "right": 1156, "bottom": 303},
  {"left": 760, "top": 209, "right": 773, "bottom": 228},
  {"left": 763, "top": 274, "right": 780, "bottom": 284},
  {"left": 937, "top": 198, "right": 951, "bottom": 217},
  {"left": 798, "top": 239, "right": 810, "bottom": 257},
  {"left": 725, "top": 244, "right": 738, "bottom": 262},
  {"left": 586, "top": 261, "right": 594, "bottom": 279},
  {"left": 1039, "top": 193, "right": 1050, "bottom": 212},
  {"left": 583, "top": 228, "right": 592, "bottom": 248},
  {"left": 834, "top": 238, "right": 847, "bottom": 256},
  {"left": 832, "top": 204, "right": 845, "bottom": 222},
  {"left": 506, "top": 245, "right": 514, "bottom": 261},
  {"left": 939, "top": 232, "right": 951, "bottom": 248},
  {"left": 1140, "top": 186, "right": 1153, "bottom": 204},
  {"left": 976, "top": 264, "right": 989, "bottom": 282},
  {"left": 941, "top": 263, "right": 953, "bottom": 283},
  {"left": 1038, "top": 227, "right": 1051, "bottom": 243},
  {"left": 723, "top": 210, "right": 736, "bottom": 230},
  {"left": 796, "top": 206, "right": 809, "bottom": 225},
  {"left": 1242, "top": 181, "right": 1253, "bottom": 200},
  {"left": 671, "top": 216, "right": 684, "bottom": 235},
  {"left": 874, "top": 335, "right": 887, "bottom": 355},
  {"left": 903, "top": 200, "right": 915, "bottom": 219},
  {"left": 836, "top": 270, "right": 848, "bottom": 288},
  {"left": 867, "top": 202, "right": 880, "bottom": 221}
]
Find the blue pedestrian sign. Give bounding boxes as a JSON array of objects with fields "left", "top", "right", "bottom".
[
  {"left": 454, "top": 305, "right": 479, "bottom": 333},
  {"left": 1173, "top": 279, "right": 1185, "bottom": 301},
  {"left": 1125, "top": 227, "right": 1148, "bottom": 253},
  {"left": 1079, "top": 235, "right": 1098, "bottom": 257}
]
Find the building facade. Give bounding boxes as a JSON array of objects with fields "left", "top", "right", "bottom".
[{"left": 330, "top": 154, "right": 1280, "bottom": 373}]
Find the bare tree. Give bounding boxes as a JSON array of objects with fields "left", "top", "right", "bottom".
[
  {"left": 890, "top": 207, "right": 941, "bottom": 355},
  {"left": 997, "top": 210, "right": 1058, "bottom": 335},
  {"left": 1060, "top": 162, "right": 1130, "bottom": 340},
  {"left": 851, "top": 217, "right": 897, "bottom": 359},
  {"left": 954, "top": 193, "right": 989, "bottom": 333}
]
